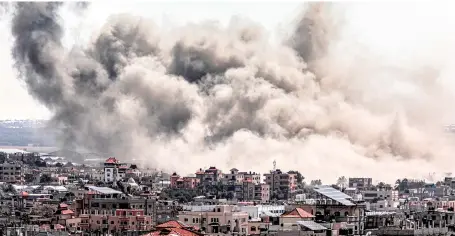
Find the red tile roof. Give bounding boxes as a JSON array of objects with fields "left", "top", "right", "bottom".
[
  {"left": 61, "top": 209, "right": 74, "bottom": 215},
  {"left": 281, "top": 208, "right": 314, "bottom": 218},
  {"left": 59, "top": 203, "right": 68, "bottom": 208},
  {"left": 155, "top": 220, "right": 189, "bottom": 229},
  {"left": 105, "top": 157, "right": 118, "bottom": 164},
  {"left": 54, "top": 224, "right": 65, "bottom": 230},
  {"left": 145, "top": 228, "right": 202, "bottom": 236}
]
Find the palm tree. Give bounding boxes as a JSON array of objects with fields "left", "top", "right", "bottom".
[
  {"left": 337, "top": 176, "right": 347, "bottom": 189},
  {"left": 395, "top": 179, "right": 401, "bottom": 190}
]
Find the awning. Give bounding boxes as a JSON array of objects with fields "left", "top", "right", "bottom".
[{"left": 296, "top": 221, "right": 327, "bottom": 231}]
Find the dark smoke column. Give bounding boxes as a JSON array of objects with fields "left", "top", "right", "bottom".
[
  {"left": 10, "top": 2, "right": 92, "bottom": 154},
  {"left": 11, "top": 2, "right": 66, "bottom": 107}
]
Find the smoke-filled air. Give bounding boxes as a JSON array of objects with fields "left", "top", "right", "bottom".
[{"left": 7, "top": 2, "right": 455, "bottom": 183}]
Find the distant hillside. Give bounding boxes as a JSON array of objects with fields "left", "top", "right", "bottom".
[{"left": 0, "top": 120, "right": 56, "bottom": 146}]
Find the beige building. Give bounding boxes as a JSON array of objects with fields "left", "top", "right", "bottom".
[
  {"left": 178, "top": 205, "right": 249, "bottom": 235},
  {"left": 0, "top": 163, "right": 23, "bottom": 183}
]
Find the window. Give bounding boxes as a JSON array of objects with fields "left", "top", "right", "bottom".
[
  {"left": 110, "top": 221, "right": 114, "bottom": 224},
  {"left": 184, "top": 218, "right": 188, "bottom": 222},
  {"left": 193, "top": 218, "right": 196, "bottom": 223},
  {"left": 251, "top": 226, "right": 257, "bottom": 231}
]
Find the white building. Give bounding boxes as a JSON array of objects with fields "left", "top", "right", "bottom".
[
  {"left": 103, "top": 157, "right": 127, "bottom": 183},
  {"left": 178, "top": 205, "right": 249, "bottom": 235},
  {"left": 239, "top": 205, "right": 285, "bottom": 219}
]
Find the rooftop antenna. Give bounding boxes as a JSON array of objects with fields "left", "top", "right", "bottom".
[{"left": 273, "top": 160, "right": 276, "bottom": 171}]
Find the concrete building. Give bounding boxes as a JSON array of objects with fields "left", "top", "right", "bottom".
[
  {"left": 263, "top": 169, "right": 297, "bottom": 200},
  {"left": 195, "top": 167, "right": 223, "bottom": 186},
  {"left": 223, "top": 168, "right": 261, "bottom": 185},
  {"left": 74, "top": 186, "right": 157, "bottom": 226},
  {"left": 235, "top": 182, "right": 270, "bottom": 203},
  {"left": 103, "top": 157, "right": 128, "bottom": 183},
  {"left": 79, "top": 208, "right": 153, "bottom": 233},
  {"left": 0, "top": 163, "right": 24, "bottom": 183},
  {"left": 178, "top": 205, "right": 249, "bottom": 235},
  {"left": 361, "top": 190, "right": 399, "bottom": 202},
  {"left": 170, "top": 173, "right": 200, "bottom": 189},
  {"left": 348, "top": 178, "right": 373, "bottom": 189}
]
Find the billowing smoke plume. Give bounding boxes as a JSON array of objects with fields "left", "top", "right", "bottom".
[{"left": 10, "top": 2, "right": 455, "bottom": 182}]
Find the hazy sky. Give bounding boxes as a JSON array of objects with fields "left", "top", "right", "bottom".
[{"left": 1, "top": 1, "right": 455, "bottom": 120}]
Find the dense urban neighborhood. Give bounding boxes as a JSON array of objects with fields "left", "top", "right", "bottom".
[{"left": 0, "top": 147, "right": 452, "bottom": 236}]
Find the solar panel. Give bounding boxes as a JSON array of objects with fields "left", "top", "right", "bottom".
[
  {"left": 313, "top": 186, "right": 355, "bottom": 206},
  {"left": 296, "top": 220, "right": 327, "bottom": 231}
]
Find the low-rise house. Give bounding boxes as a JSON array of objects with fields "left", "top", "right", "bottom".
[
  {"left": 178, "top": 205, "right": 249, "bottom": 235},
  {"left": 279, "top": 207, "right": 315, "bottom": 227},
  {"left": 170, "top": 173, "right": 200, "bottom": 189}
]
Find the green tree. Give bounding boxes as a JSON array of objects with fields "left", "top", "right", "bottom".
[
  {"left": 288, "top": 170, "right": 305, "bottom": 188},
  {"left": 337, "top": 176, "right": 347, "bottom": 189},
  {"left": 24, "top": 173, "right": 35, "bottom": 183},
  {"left": 40, "top": 174, "right": 52, "bottom": 183}
]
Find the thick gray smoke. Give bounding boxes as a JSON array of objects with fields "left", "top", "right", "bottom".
[{"left": 10, "top": 2, "right": 455, "bottom": 183}]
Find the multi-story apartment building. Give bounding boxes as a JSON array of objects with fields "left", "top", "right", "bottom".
[
  {"left": 348, "top": 178, "right": 373, "bottom": 189},
  {"left": 0, "top": 162, "right": 24, "bottom": 183},
  {"left": 74, "top": 186, "right": 157, "bottom": 226},
  {"left": 79, "top": 208, "right": 153, "bottom": 234},
  {"left": 170, "top": 173, "right": 200, "bottom": 189},
  {"left": 195, "top": 167, "right": 223, "bottom": 185},
  {"left": 361, "top": 190, "right": 399, "bottom": 202},
  {"left": 178, "top": 205, "right": 249, "bottom": 235},
  {"left": 104, "top": 157, "right": 127, "bottom": 183},
  {"left": 235, "top": 182, "right": 270, "bottom": 203},
  {"left": 223, "top": 168, "right": 261, "bottom": 185},
  {"left": 263, "top": 169, "right": 297, "bottom": 200}
]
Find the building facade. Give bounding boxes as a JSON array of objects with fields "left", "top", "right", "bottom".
[
  {"left": 264, "top": 169, "right": 297, "bottom": 200},
  {"left": 348, "top": 178, "right": 373, "bottom": 189},
  {"left": 178, "top": 205, "right": 249, "bottom": 235},
  {"left": 0, "top": 162, "right": 24, "bottom": 183}
]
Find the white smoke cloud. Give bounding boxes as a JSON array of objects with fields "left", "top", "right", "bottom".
[{"left": 9, "top": 2, "right": 455, "bottom": 184}]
